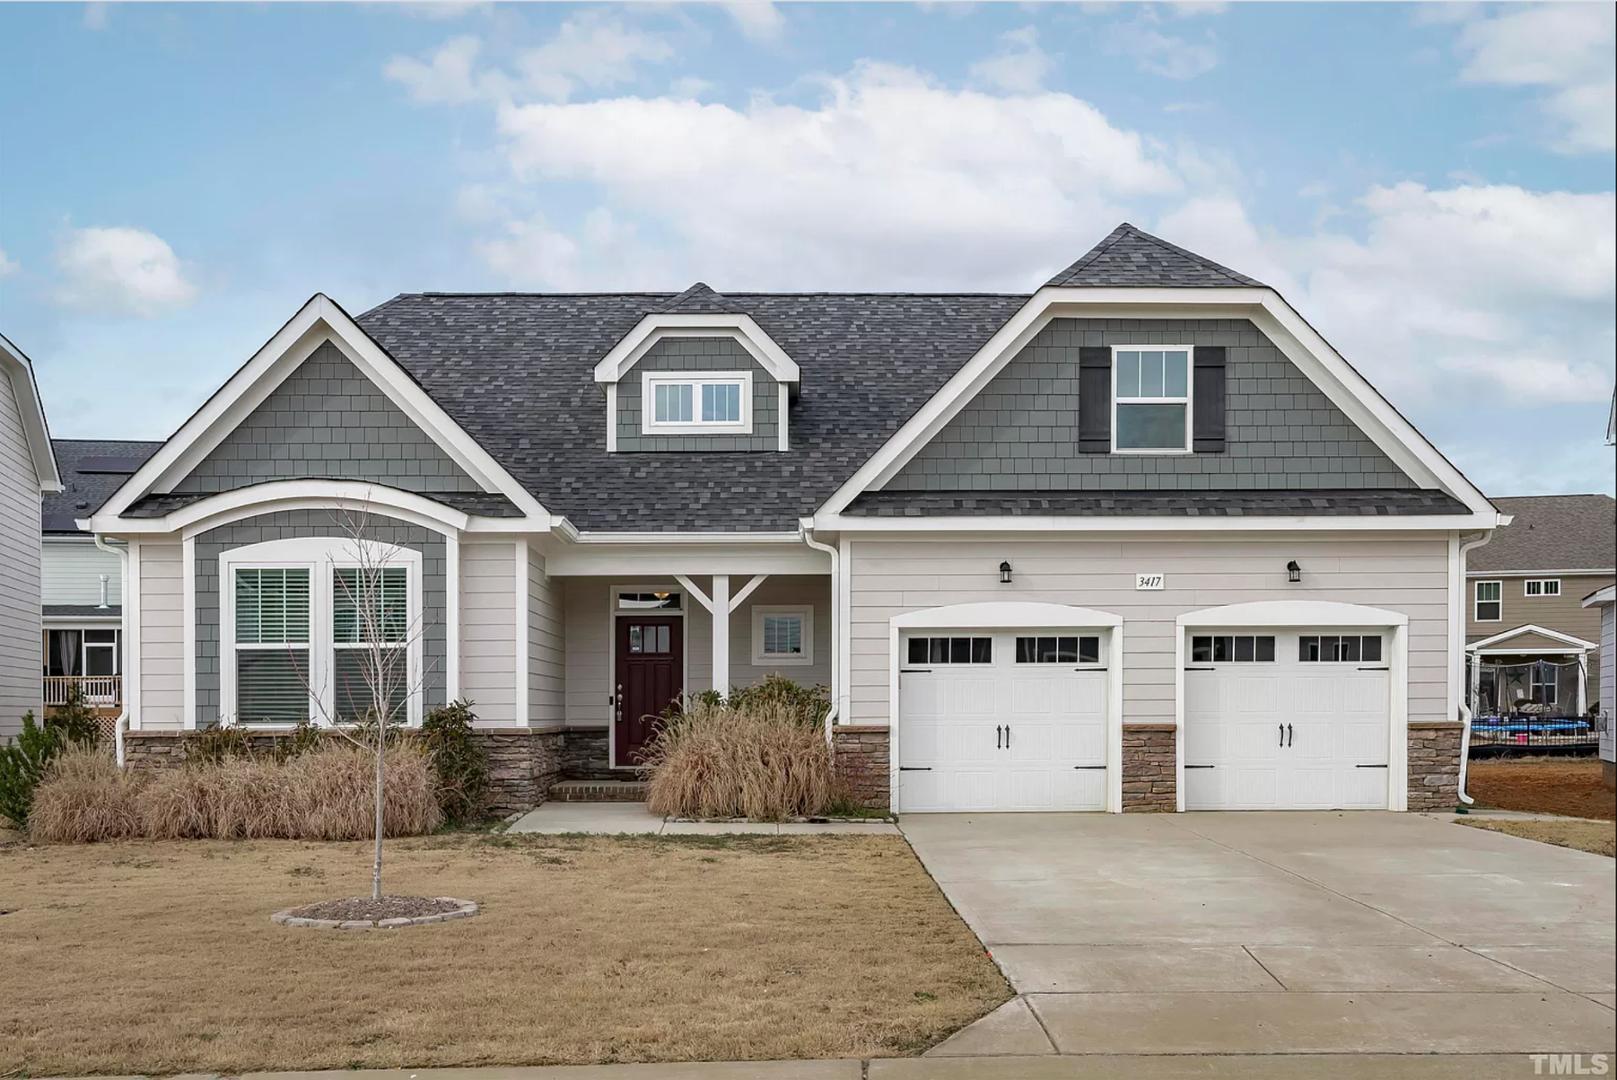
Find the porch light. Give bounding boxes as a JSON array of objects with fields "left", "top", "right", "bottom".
[
  {"left": 1286, "top": 560, "right": 1302, "bottom": 584},
  {"left": 999, "top": 561, "right": 1013, "bottom": 585}
]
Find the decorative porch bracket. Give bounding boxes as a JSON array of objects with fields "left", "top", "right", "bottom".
[{"left": 674, "top": 573, "right": 769, "bottom": 697}]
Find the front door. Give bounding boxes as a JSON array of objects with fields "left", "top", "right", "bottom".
[{"left": 614, "top": 616, "right": 683, "bottom": 767}]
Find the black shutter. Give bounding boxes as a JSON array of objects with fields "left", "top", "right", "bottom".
[
  {"left": 1192, "top": 346, "right": 1227, "bottom": 453},
  {"left": 1078, "top": 346, "right": 1111, "bottom": 454}
]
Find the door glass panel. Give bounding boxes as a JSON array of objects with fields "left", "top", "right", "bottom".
[
  {"left": 628, "top": 626, "right": 642, "bottom": 653},
  {"left": 656, "top": 625, "right": 670, "bottom": 653}
]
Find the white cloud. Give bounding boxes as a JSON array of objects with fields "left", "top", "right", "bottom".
[
  {"left": 484, "top": 61, "right": 1181, "bottom": 290},
  {"left": 0, "top": 247, "right": 17, "bottom": 277},
  {"left": 1109, "top": 15, "right": 1219, "bottom": 79},
  {"left": 53, "top": 226, "right": 198, "bottom": 317},
  {"left": 969, "top": 26, "right": 1054, "bottom": 94},
  {"left": 723, "top": 2, "right": 786, "bottom": 43},
  {"left": 1453, "top": 4, "right": 1616, "bottom": 153},
  {"left": 82, "top": 3, "right": 108, "bottom": 30},
  {"left": 384, "top": 35, "right": 503, "bottom": 105}
]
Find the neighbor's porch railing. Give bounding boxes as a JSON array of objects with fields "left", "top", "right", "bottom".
[{"left": 43, "top": 675, "right": 122, "bottom": 708}]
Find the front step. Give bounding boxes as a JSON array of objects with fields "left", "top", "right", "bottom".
[{"left": 549, "top": 780, "right": 648, "bottom": 803}]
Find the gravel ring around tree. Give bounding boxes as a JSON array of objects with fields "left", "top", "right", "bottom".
[{"left": 271, "top": 895, "right": 478, "bottom": 930}]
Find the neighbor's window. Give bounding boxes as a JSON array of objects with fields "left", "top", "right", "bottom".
[
  {"left": 753, "top": 606, "right": 813, "bottom": 665},
  {"left": 332, "top": 566, "right": 410, "bottom": 723},
  {"left": 1524, "top": 579, "right": 1561, "bottom": 598},
  {"left": 1015, "top": 635, "right": 1101, "bottom": 664},
  {"left": 905, "top": 636, "right": 992, "bottom": 665},
  {"left": 233, "top": 567, "right": 311, "bottom": 724},
  {"left": 1113, "top": 347, "right": 1191, "bottom": 452},
  {"left": 643, "top": 372, "right": 751, "bottom": 432},
  {"left": 1475, "top": 580, "right": 1502, "bottom": 621},
  {"left": 1191, "top": 635, "right": 1276, "bottom": 663},
  {"left": 1530, "top": 661, "right": 1559, "bottom": 706},
  {"left": 1299, "top": 635, "right": 1383, "bottom": 663}
]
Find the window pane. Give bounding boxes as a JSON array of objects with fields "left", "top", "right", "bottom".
[
  {"left": 1115, "top": 403, "right": 1187, "bottom": 450},
  {"left": 1140, "top": 350, "right": 1165, "bottom": 397},
  {"left": 84, "top": 646, "right": 117, "bottom": 676},
  {"left": 656, "top": 625, "right": 670, "bottom": 653},
  {"left": 762, "top": 614, "right": 803, "bottom": 656},
  {"left": 930, "top": 637, "right": 948, "bottom": 664},
  {"left": 335, "top": 567, "right": 407, "bottom": 645},
  {"left": 1116, "top": 350, "right": 1141, "bottom": 397},
  {"left": 908, "top": 638, "right": 928, "bottom": 665},
  {"left": 236, "top": 648, "right": 309, "bottom": 724},
  {"left": 1016, "top": 637, "right": 1035, "bottom": 663},
  {"left": 85, "top": 629, "right": 117, "bottom": 644},
  {"left": 1255, "top": 636, "right": 1275, "bottom": 662},
  {"left": 971, "top": 638, "right": 992, "bottom": 663},
  {"left": 333, "top": 647, "right": 408, "bottom": 723},
  {"left": 1213, "top": 636, "right": 1231, "bottom": 662},
  {"left": 1191, "top": 636, "right": 1212, "bottom": 663},
  {"left": 617, "top": 591, "right": 681, "bottom": 611},
  {"left": 1055, "top": 636, "right": 1078, "bottom": 663},
  {"left": 701, "top": 382, "right": 742, "bottom": 423},
  {"left": 1340, "top": 636, "right": 1361, "bottom": 662},
  {"left": 235, "top": 568, "right": 309, "bottom": 645},
  {"left": 1164, "top": 351, "right": 1189, "bottom": 397},
  {"left": 628, "top": 625, "right": 642, "bottom": 654},
  {"left": 1033, "top": 636, "right": 1054, "bottom": 663},
  {"left": 655, "top": 383, "right": 693, "bottom": 423},
  {"left": 1362, "top": 636, "right": 1382, "bottom": 663},
  {"left": 1234, "top": 636, "right": 1254, "bottom": 662},
  {"left": 950, "top": 638, "right": 971, "bottom": 663},
  {"left": 1078, "top": 636, "right": 1100, "bottom": 664},
  {"left": 1477, "top": 602, "right": 1500, "bottom": 620}
]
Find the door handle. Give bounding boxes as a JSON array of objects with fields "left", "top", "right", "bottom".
[
  {"left": 996, "top": 725, "right": 1002, "bottom": 749},
  {"left": 1279, "top": 723, "right": 1284, "bottom": 747},
  {"left": 1005, "top": 724, "right": 1011, "bottom": 749},
  {"left": 1287, "top": 723, "right": 1293, "bottom": 747}
]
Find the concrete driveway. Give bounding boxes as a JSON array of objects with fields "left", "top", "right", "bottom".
[{"left": 901, "top": 812, "right": 1616, "bottom": 1058}]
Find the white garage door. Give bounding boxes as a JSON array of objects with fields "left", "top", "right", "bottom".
[
  {"left": 897, "top": 631, "right": 1108, "bottom": 812},
  {"left": 1184, "top": 629, "right": 1391, "bottom": 810}
]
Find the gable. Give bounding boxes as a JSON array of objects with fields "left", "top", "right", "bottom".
[
  {"left": 886, "top": 318, "right": 1416, "bottom": 493},
  {"left": 170, "top": 340, "right": 484, "bottom": 499},
  {"left": 614, "top": 336, "right": 781, "bottom": 453},
  {"left": 1469, "top": 625, "right": 1595, "bottom": 652}
]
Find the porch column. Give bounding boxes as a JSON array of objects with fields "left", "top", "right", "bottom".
[
  {"left": 1578, "top": 653, "right": 1589, "bottom": 716},
  {"left": 711, "top": 574, "right": 730, "bottom": 697},
  {"left": 1469, "top": 653, "right": 1482, "bottom": 714}
]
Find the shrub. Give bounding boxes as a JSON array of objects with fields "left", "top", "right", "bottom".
[
  {"left": 671, "top": 675, "right": 831, "bottom": 728},
  {"left": 279, "top": 743, "right": 441, "bottom": 840},
  {"left": 0, "top": 709, "right": 102, "bottom": 828},
  {"left": 419, "top": 700, "right": 489, "bottom": 824},
  {"left": 186, "top": 722, "right": 324, "bottom": 765},
  {"left": 642, "top": 698, "right": 837, "bottom": 821},
  {"left": 26, "top": 746, "right": 146, "bottom": 843},
  {"left": 48, "top": 685, "right": 102, "bottom": 746}
]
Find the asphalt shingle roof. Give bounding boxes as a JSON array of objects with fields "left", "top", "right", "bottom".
[
  {"left": 123, "top": 488, "right": 522, "bottom": 519},
  {"left": 1044, "top": 223, "right": 1265, "bottom": 289},
  {"left": 1468, "top": 495, "right": 1616, "bottom": 572},
  {"left": 846, "top": 489, "right": 1468, "bottom": 518},
  {"left": 45, "top": 438, "right": 163, "bottom": 533}
]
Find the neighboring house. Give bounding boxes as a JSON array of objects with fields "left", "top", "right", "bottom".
[
  {"left": 1583, "top": 585, "right": 1615, "bottom": 788},
  {"left": 89, "top": 223, "right": 1505, "bottom": 814},
  {"left": 0, "top": 334, "right": 62, "bottom": 739},
  {"left": 1464, "top": 495, "right": 1616, "bottom": 725},
  {"left": 41, "top": 439, "right": 163, "bottom": 719}
]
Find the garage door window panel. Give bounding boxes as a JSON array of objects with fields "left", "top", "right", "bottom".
[
  {"left": 1015, "top": 635, "right": 1101, "bottom": 665},
  {"left": 906, "top": 636, "right": 992, "bottom": 666},
  {"left": 1299, "top": 634, "right": 1382, "bottom": 663},
  {"left": 1191, "top": 635, "right": 1275, "bottom": 663}
]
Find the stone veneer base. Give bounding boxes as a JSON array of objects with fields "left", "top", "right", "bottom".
[
  {"left": 1407, "top": 721, "right": 1464, "bottom": 811},
  {"left": 832, "top": 726, "right": 890, "bottom": 811},
  {"left": 1121, "top": 724, "right": 1177, "bottom": 812}
]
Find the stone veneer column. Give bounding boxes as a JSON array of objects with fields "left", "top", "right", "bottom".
[
  {"left": 1121, "top": 723, "right": 1176, "bottom": 812},
  {"left": 832, "top": 726, "right": 890, "bottom": 811},
  {"left": 1406, "top": 721, "right": 1463, "bottom": 811},
  {"left": 471, "top": 728, "right": 563, "bottom": 815}
]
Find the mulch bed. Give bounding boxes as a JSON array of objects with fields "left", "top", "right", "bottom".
[
  {"left": 283, "top": 895, "right": 465, "bottom": 921},
  {"left": 1468, "top": 758, "right": 1616, "bottom": 820}
]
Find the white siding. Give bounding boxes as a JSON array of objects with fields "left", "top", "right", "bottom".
[
  {"left": 528, "top": 545, "right": 565, "bottom": 726},
  {"left": 847, "top": 534, "right": 1452, "bottom": 726},
  {"left": 459, "top": 541, "right": 517, "bottom": 724},
  {"left": 43, "top": 538, "right": 123, "bottom": 607},
  {"left": 0, "top": 369, "right": 43, "bottom": 736},
  {"left": 137, "top": 542, "right": 185, "bottom": 729}
]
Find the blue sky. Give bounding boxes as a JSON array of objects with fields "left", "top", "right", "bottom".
[{"left": 1, "top": 1, "right": 1612, "bottom": 497}]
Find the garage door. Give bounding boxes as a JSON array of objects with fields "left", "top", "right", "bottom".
[
  {"left": 1184, "top": 630, "right": 1390, "bottom": 810},
  {"left": 897, "top": 631, "right": 1108, "bottom": 812}
]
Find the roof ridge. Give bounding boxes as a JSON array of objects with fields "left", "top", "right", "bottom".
[
  {"left": 1127, "top": 225, "right": 1257, "bottom": 287},
  {"left": 1043, "top": 221, "right": 1264, "bottom": 289}
]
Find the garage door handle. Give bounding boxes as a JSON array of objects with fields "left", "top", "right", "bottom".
[
  {"left": 1185, "top": 764, "right": 1215, "bottom": 769},
  {"left": 1073, "top": 765, "right": 1106, "bottom": 770},
  {"left": 1358, "top": 666, "right": 1389, "bottom": 672},
  {"left": 1005, "top": 724, "right": 1011, "bottom": 748},
  {"left": 1279, "top": 723, "right": 1284, "bottom": 747},
  {"left": 1185, "top": 666, "right": 1215, "bottom": 672},
  {"left": 1356, "top": 764, "right": 1389, "bottom": 769},
  {"left": 1287, "top": 723, "right": 1293, "bottom": 747},
  {"left": 898, "top": 766, "right": 932, "bottom": 772}
]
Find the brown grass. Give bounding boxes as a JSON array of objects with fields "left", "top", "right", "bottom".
[
  {"left": 1458, "top": 817, "right": 1616, "bottom": 857},
  {"left": 643, "top": 700, "right": 837, "bottom": 820},
  {"left": 1468, "top": 757, "right": 1616, "bottom": 820},
  {"left": 26, "top": 746, "right": 146, "bottom": 842},
  {"left": 0, "top": 833, "right": 1008, "bottom": 1074}
]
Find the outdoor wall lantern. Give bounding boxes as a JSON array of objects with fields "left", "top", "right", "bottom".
[
  {"left": 1286, "top": 560, "right": 1303, "bottom": 584},
  {"left": 999, "top": 561, "right": 1014, "bottom": 585}
]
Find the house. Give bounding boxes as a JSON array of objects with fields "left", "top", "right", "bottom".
[
  {"left": 1464, "top": 495, "right": 1616, "bottom": 738},
  {"left": 1582, "top": 585, "right": 1615, "bottom": 789},
  {"left": 0, "top": 334, "right": 62, "bottom": 739},
  {"left": 40, "top": 439, "right": 162, "bottom": 724},
  {"left": 88, "top": 223, "right": 1505, "bottom": 814}
]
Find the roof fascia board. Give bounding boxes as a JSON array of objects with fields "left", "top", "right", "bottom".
[
  {"left": 1466, "top": 623, "right": 1598, "bottom": 650},
  {"left": 1467, "top": 568, "right": 1616, "bottom": 578},
  {"left": 88, "top": 481, "right": 489, "bottom": 538},
  {"left": 1582, "top": 585, "right": 1615, "bottom": 607},
  {"left": 812, "top": 512, "right": 1497, "bottom": 533},
  {"left": 0, "top": 335, "right": 63, "bottom": 491},
  {"left": 594, "top": 314, "right": 799, "bottom": 384}
]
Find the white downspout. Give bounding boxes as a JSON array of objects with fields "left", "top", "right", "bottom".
[
  {"left": 800, "top": 521, "right": 839, "bottom": 741},
  {"left": 94, "top": 534, "right": 130, "bottom": 767},
  {"left": 1456, "top": 530, "right": 1495, "bottom": 807}
]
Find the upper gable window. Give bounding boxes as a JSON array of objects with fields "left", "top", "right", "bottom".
[
  {"left": 1112, "top": 347, "right": 1192, "bottom": 453},
  {"left": 1524, "top": 579, "right": 1561, "bottom": 597},
  {"left": 642, "top": 371, "right": 751, "bottom": 434}
]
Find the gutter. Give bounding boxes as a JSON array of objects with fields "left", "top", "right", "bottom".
[
  {"left": 799, "top": 520, "right": 840, "bottom": 741},
  {"left": 92, "top": 533, "right": 131, "bottom": 767},
  {"left": 1455, "top": 530, "right": 1495, "bottom": 807}
]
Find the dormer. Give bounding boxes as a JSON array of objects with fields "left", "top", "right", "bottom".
[{"left": 594, "top": 284, "right": 800, "bottom": 452}]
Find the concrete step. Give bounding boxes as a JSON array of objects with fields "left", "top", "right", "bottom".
[{"left": 549, "top": 780, "right": 649, "bottom": 802}]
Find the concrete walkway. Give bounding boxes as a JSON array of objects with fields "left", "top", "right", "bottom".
[
  {"left": 507, "top": 801, "right": 899, "bottom": 835},
  {"left": 901, "top": 811, "right": 1616, "bottom": 1059}
]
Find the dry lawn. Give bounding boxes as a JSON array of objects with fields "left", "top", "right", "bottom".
[
  {"left": 1458, "top": 817, "right": 1616, "bottom": 858},
  {"left": 1468, "top": 757, "right": 1616, "bottom": 820},
  {"left": 0, "top": 833, "right": 1007, "bottom": 1075}
]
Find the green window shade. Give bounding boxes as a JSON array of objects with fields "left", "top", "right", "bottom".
[
  {"left": 235, "top": 568, "right": 310, "bottom": 644},
  {"left": 236, "top": 649, "right": 310, "bottom": 724},
  {"left": 334, "top": 567, "right": 408, "bottom": 644},
  {"left": 332, "top": 647, "right": 409, "bottom": 723}
]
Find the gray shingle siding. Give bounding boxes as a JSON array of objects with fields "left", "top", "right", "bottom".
[
  {"left": 172, "top": 341, "right": 483, "bottom": 498},
  {"left": 193, "top": 510, "right": 447, "bottom": 727},
  {"left": 615, "top": 337, "right": 780, "bottom": 452},
  {"left": 885, "top": 319, "right": 1416, "bottom": 492}
]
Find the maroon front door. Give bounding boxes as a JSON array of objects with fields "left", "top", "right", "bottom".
[{"left": 614, "top": 616, "right": 683, "bottom": 766}]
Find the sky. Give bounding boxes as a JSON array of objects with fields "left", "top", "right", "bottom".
[{"left": 1, "top": 0, "right": 1613, "bottom": 498}]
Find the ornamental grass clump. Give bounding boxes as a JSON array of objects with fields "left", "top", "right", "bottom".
[
  {"left": 642, "top": 698, "right": 837, "bottom": 821},
  {"left": 26, "top": 746, "right": 144, "bottom": 843}
]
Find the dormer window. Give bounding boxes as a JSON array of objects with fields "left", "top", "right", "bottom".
[
  {"left": 642, "top": 371, "right": 752, "bottom": 434},
  {"left": 1112, "top": 347, "right": 1192, "bottom": 453}
]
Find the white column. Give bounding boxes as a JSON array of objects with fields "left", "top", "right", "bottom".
[
  {"left": 711, "top": 574, "right": 730, "bottom": 698},
  {"left": 1577, "top": 654, "right": 1589, "bottom": 716}
]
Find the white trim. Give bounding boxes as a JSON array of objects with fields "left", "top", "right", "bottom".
[
  {"left": 837, "top": 535, "right": 852, "bottom": 725},
  {"left": 444, "top": 532, "right": 460, "bottom": 701},
  {"left": 94, "top": 294, "right": 551, "bottom": 524},
  {"left": 673, "top": 574, "right": 713, "bottom": 613},
  {"left": 604, "top": 383, "right": 618, "bottom": 453},
  {"left": 218, "top": 536, "right": 424, "bottom": 729},
  {"left": 1522, "top": 578, "right": 1561, "bottom": 597},
  {"left": 886, "top": 601, "right": 1125, "bottom": 814},
  {"left": 1173, "top": 600, "right": 1410, "bottom": 813},
  {"left": 751, "top": 605, "right": 814, "bottom": 666},
  {"left": 813, "top": 288, "right": 1498, "bottom": 520},
  {"left": 641, "top": 369, "right": 753, "bottom": 434},
  {"left": 814, "top": 512, "right": 1500, "bottom": 534},
  {"left": 126, "top": 540, "right": 142, "bottom": 729},
  {"left": 777, "top": 383, "right": 790, "bottom": 451},
  {"left": 182, "top": 536, "right": 196, "bottom": 729},
  {"left": 0, "top": 333, "right": 62, "bottom": 490},
  {"left": 1110, "top": 344, "right": 1193, "bottom": 455},
  {"left": 711, "top": 574, "right": 730, "bottom": 694},
  {"left": 1582, "top": 585, "right": 1616, "bottom": 608},
  {"left": 1473, "top": 579, "right": 1503, "bottom": 622},
  {"left": 1465, "top": 623, "right": 1598, "bottom": 652},
  {"left": 606, "top": 584, "right": 689, "bottom": 771},
  {"left": 1469, "top": 567, "right": 1615, "bottom": 578},
  {"left": 594, "top": 317, "right": 800, "bottom": 385},
  {"left": 729, "top": 574, "right": 769, "bottom": 612},
  {"left": 514, "top": 538, "right": 529, "bottom": 727}
]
